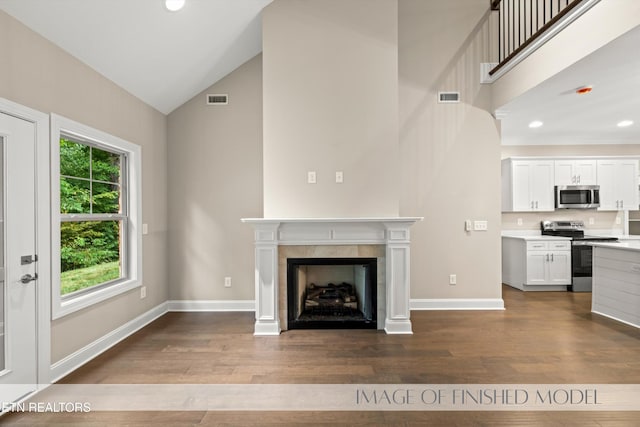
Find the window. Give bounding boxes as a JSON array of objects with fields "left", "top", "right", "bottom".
[{"left": 51, "top": 114, "right": 142, "bottom": 319}]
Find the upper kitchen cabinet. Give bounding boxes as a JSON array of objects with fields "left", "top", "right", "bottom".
[
  {"left": 597, "top": 159, "right": 639, "bottom": 211},
  {"left": 554, "top": 159, "right": 597, "bottom": 185},
  {"left": 502, "top": 159, "right": 555, "bottom": 212}
]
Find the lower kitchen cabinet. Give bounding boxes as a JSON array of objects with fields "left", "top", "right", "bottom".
[
  {"left": 502, "top": 237, "right": 571, "bottom": 291},
  {"left": 629, "top": 211, "right": 640, "bottom": 235}
]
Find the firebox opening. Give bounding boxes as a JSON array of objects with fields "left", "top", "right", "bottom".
[{"left": 287, "top": 258, "right": 377, "bottom": 329}]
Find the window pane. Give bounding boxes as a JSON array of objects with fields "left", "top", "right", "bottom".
[
  {"left": 92, "top": 182, "right": 121, "bottom": 214},
  {"left": 60, "top": 177, "right": 90, "bottom": 214},
  {"left": 60, "top": 138, "right": 90, "bottom": 178},
  {"left": 92, "top": 147, "right": 121, "bottom": 183},
  {"left": 60, "top": 220, "right": 123, "bottom": 295}
]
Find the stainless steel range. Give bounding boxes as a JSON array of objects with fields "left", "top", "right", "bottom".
[{"left": 540, "top": 220, "right": 619, "bottom": 292}]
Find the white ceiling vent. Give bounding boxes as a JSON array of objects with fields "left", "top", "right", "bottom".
[
  {"left": 207, "top": 94, "right": 228, "bottom": 105},
  {"left": 438, "top": 92, "right": 460, "bottom": 103}
]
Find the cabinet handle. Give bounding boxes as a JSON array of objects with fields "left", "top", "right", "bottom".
[
  {"left": 577, "top": 175, "right": 581, "bottom": 184},
  {"left": 551, "top": 253, "right": 554, "bottom": 262},
  {"left": 546, "top": 254, "right": 549, "bottom": 262},
  {"left": 535, "top": 201, "right": 539, "bottom": 209},
  {"left": 572, "top": 176, "right": 576, "bottom": 184},
  {"left": 621, "top": 200, "right": 624, "bottom": 209},
  {"left": 531, "top": 201, "right": 534, "bottom": 209}
]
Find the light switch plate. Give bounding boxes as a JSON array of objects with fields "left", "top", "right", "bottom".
[
  {"left": 307, "top": 171, "right": 317, "bottom": 184},
  {"left": 335, "top": 171, "right": 343, "bottom": 183},
  {"left": 474, "top": 220, "right": 488, "bottom": 231}
]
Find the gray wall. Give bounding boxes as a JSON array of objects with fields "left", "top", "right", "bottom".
[
  {"left": 399, "top": 0, "right": 502, "bottom": 299},
  {"left": 167, "top": 55, "right": 263, "bottom": 300},
  {"left": 0, "top": 10, "right": 168, "bottom": 364},
  {"left": 166, "top": 0, "right": 503, "bottom": 303},
  {"left": 262, "top": 0, "right": 400, "bottom": 218}
]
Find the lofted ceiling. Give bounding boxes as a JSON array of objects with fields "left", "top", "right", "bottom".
[
  {"left": 0, "top": 0, "right": 273, "bottom": 114},
  {"left": 1, "top": 0, "right": 638, "bottom": 143},
  {"left": 498, "top": 24, "right": 640, "bottom": 146}
]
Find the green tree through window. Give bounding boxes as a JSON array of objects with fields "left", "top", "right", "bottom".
[{"left": 59, "top": 137, "right": 125, "bottom": 295}]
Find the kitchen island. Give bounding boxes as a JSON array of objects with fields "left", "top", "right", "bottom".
[{"left": 590, "top": 241, "right": 640, "bottom": 328}]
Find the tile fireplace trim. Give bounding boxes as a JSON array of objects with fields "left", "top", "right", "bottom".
[{"left": 241, "top": 217, "right": 423, "bottom": 336}]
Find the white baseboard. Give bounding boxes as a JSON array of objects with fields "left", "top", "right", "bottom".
[
  {"left": 49, "top": 302, "right": 168, "bottom": 383},
  {"left": 410, "top": 298, "right": 505, "bottom": 310},
  {"left": 168, "top": 300, "right": 255, "bottom": 312}
]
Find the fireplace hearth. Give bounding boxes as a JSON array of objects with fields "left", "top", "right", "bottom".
[{"left": 287, "top": 258, "right": 377, "bottom": 329}]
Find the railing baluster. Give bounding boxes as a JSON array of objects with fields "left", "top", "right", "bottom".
[{"left": 489, "top": 0, "right": 587, "bottom": 76}]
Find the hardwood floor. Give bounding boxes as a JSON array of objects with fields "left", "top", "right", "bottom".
[{"left": 3, "top": 285, "right": 640, "bottom": 425}]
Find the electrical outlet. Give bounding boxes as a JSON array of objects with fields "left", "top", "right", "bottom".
[
  {"left": 142, "top": 223, "right": 149, "bottom": 235},
  {"left": 335, "top": 171, "right": 343, "bottom": 183},
  {"left": 589, "top": 217, "right": 595, "bottom": 225},
  {"left": 140, "top": 286, "right": 147, "bottom": 299},
  {"left": 224, "top": 277, "right": 232, "bottom": 288},
  {"left": 517, "top": 218, "right": 523, "bottom": 226},
  {"left": 464, "top": 220, "right": 472, "bottom": 232},
  {"left": 307, "top": 171, "right": 317, "bottom": 184},
  {"left": 616, "top": 216, "right": 621, "bottom": 225},
  {"left": 449, "top": 274, "right": 457, "bottom": 285}
]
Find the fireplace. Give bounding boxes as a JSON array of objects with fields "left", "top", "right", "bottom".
[
  {"left": 241, "top": 217, "right": 422, "bottom": 335},
  {"left": 287, "top": 258, "right": 377, "bottom": 329}
]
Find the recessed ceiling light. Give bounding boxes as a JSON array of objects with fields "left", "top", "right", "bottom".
[
  {"left": 528, "top": 120, "right": 543, "bottom": 128},
  {"left": 165, "top": 0, "right": 185, "bottom": 12},
  {"left": 617, "top": 120, "right": 634, "bottom": 128}
]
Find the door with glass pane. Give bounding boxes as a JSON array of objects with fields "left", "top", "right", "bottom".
[{"left": 0, "top": 112, "right": 37, "bottom": 404}]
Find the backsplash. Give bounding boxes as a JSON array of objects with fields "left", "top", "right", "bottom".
[{"left": 502, "top": 211, "right": 623, "bottom": 232}]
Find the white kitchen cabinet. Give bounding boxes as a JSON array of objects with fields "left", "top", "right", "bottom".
[
  {"left": 502, "top": 159, "right": 555, "bottom": 212},
  {"left": 554, "top": 159, "right": 597, "bottom": 185},
  {"left": 597, "top": 159, "right": 639, "bottom": 210},
  {"left": 525, "top": 241, "right": 572, "bottom": 285},
  {"left": 502, "top": 236, "right": 571, "bottom": 291}
]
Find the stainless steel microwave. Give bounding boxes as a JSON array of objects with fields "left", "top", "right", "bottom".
[{"left": 555, "top": 185, "right": 600, "bottom": 209}]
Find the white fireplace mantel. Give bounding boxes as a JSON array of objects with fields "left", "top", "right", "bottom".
[{"left": 241, "top": 217, "right": 422, "bottom": 335}]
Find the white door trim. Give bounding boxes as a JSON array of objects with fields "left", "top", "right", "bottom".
[{"left": 0, "top": 98, "right": 51, "bottom": 388}]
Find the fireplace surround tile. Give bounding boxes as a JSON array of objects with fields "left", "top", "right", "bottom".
[{"left": 278, "top": 245, "right": 385, "bottom": 331}]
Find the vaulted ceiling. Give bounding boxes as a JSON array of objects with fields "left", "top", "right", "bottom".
[
  {"left": 2, "top": 0, "right": 639, "bottom": 146},
  {"left": 0, "top": 0, "right": 272, "bottom": 114}
]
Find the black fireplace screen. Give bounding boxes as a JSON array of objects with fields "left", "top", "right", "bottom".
[{"left": 287, "top": 257, "right": 377, "bottom": 329}]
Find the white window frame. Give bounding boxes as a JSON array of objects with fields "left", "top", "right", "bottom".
[{"left": 51, "top": 114, "right": 142, "bottom": 319}]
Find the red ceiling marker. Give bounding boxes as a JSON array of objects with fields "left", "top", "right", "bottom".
[{"left": 576, "top": 86, "right": 593, "bottom": 95}]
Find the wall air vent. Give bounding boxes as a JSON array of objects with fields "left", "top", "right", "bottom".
[
  {"left": 206, "top": 94, "right": 228, "bottom": 105},
  {"left": 438, "top": 92, "right": 460, "bottom": 103}
]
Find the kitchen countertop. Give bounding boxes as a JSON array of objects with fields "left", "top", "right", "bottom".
[
  {"left": 588, "top": 240, "right": 640, "bottom": 252},
  {"left": 502, "top": 231, "right": 639, "bottom": 241},
  {"left": 616, "top": 235, "right": 640, "bottom": 241},
  {"left": 501, "top": 232, "right": 571, "bottom": 241}
]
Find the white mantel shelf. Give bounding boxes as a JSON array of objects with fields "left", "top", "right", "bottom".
[
  {"left": 242, "top": 217, "right": 424, "bottom": 223},
  {"left": 242, "top": 217, "right": 423, "bottom": 336}
]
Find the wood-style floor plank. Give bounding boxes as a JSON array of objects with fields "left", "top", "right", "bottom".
[{"left": 3, "top": 285, "right": 640, "bottom": 425}]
